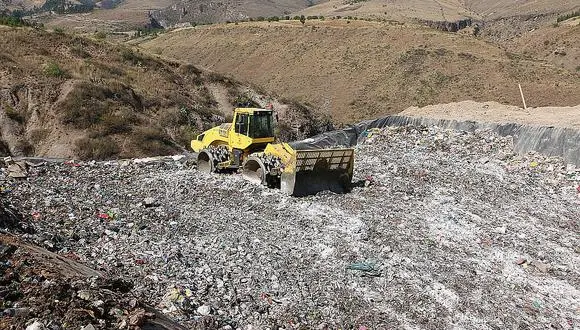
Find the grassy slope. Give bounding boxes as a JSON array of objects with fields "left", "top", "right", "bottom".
[{"left": 141, "top": 19, "right": 580, "bottom": 124}]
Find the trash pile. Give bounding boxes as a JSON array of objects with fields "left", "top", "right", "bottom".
[{"left": 1, "top": 125, "right": 579, "bottom": 329}]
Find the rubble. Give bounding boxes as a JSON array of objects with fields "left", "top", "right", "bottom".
[{"left": 1, "top": 125, "right": 579, "bottom": 329}]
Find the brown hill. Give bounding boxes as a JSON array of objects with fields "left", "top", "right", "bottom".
[
  {"left": 0, "top": 26, "right": 329, "bottom": 159},
  {"left": 141, "top": 19, "right": 580, "bottom": 124},
  {"left": 298, "top": 0, "right": 580, "bottom": 22},
  {"left": 150, "top": 0, "right": 325, "bottom": 27},
  {"left": 298, "top": 0, "right": 475, "bottom": 22},
  {"left": 463, "top": 0, "right": 580, "bottom": 19}
]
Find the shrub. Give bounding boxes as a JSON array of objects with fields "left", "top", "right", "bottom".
[
  {"left": 98, "top": 111, "right": 135, "bottom": 135},
  {"left": 556, "top": 10, "right": 580, "bottom": 23},
  {"left": 29, "top": 128, "right": 50, "bottom": 144},
  {"left": 16, "top": 140, "right": 34, "bottom": 156},
  {"left": 0, "top": 139, "right": 10, "bottom": 157},
  {"left": 70, "top": 46, "right": 91, "bottom": 58},
  {"left": 54, "top": 27, "right": 65, "bottom": 34},
  {"left": 0, "top": 15, "right": 29, "bottom": 27},
  {"left": 75, "top": 136, "right": 120, "bottom": 160},
  {"left": 43, "top": 62, "right": 65, "bottom": 77},
  {"left": 4, "top": 105, "right": 25, "bottom": 124},
  {"left": 120, "top": 48, "right": 143, "bottom": 65},
  {"left": 132, "top": 127, "right": 175, "bottom": 155},
  {"left": 94, "top": 31, "right": 107, "bottom": 39}
]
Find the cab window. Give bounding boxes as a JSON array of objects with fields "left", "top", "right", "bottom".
[
  {"left": 235, "top": 114, "right": 249, "bottom": 135},
  {"left": 249, "top": 112, "right": 273, "bottom": 138}
]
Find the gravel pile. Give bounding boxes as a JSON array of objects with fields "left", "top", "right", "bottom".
[{"left": 2, "top": 125, "right": 579, "bottom": 329}]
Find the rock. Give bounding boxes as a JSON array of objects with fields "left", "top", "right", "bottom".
[
  {"left": 77, "top": 290, "right": 91, "bottom": 301},
  {"left": 143, "top": 197, "right": 157, "bottom": 207},
  {"left": 532, "top": 261, "right": 550, "bottom": 273},
  {"left": 25, "top": 321, "right": 44, "bottom": 330},
  {"left": 197, "top": 304, "right": 211, "bottom": 316},
  {"left": 493, "top": 226, "right": 506, "bottom": 234},
  {"left": 81, "top": 325, "right": 96, "bottom": 330}
]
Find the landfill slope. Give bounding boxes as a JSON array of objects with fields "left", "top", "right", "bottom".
[{"left": 3, "top": 125, "right": 580, "bottom": 329}]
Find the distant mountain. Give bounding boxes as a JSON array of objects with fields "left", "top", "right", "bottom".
[
  {"left": 0, "top": 0, "right": 124, "bottom": 15},
  {"left": 298, "top": 0, "right": 580, "bottom": 23},
  {"left": 151, "top": 0, "right": 325, "bottom": 27}
]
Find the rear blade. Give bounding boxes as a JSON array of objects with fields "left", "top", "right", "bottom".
[{"left": 281, "top": 148, "right": 354, "bottom": 196}]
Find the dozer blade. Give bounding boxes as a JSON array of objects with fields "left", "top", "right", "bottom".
[{"left": 281, "top": 148, "right": 354, "bottom": 197}]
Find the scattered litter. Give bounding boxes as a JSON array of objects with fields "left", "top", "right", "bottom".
[
  {"left": 346, "top": 262, "right": 376, "bottom": 272},
  {"left": 515, "top": 258, "right": 527, "bottom": 265},
  {"left": 1, "top": 125, "right": 578, "bottom": 329}
]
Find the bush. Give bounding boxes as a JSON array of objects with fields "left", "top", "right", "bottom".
[
  {"left": 75, "top": 136, "right": 120, "bottom": 160},
  {"left": 94, "top": 31, "right": 107, "bottom": 39},
  {"left": 29, "top": 128, "right": 50, "bottom": 144},
  {"left": 98, "top": 111, "right": 135, "bottom": 135},
  {"left": 70, "top": 46, "right": 91, "bottom": 58},
  {"left": 43, "top": 62, "right": 65, "bottom": 77},
  {"left": 4, "top": 105, "right": 25, "bottom": 124},
  {"left": 120, "top": 48, "right": 143, "bottom": 65},
  {"left": 0, "top": 15, "right": 29, "bottom": 27},
  {"left": 132, "top": 127, "right": 175, "bottom": 155},
  {"left": 556, "top": 10, "right": 580, "bottom": 23},
  {"left": 54, "top": 27, "right": 65, "bottom": 34}
]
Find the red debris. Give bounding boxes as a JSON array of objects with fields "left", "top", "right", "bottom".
[{"left": 515, "top": 258, "right": 527, "bottom": 265}]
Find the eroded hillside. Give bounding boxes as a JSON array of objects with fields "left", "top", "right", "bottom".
[{"left": 0, "top": 26, "right": 330, "bottom": 159}]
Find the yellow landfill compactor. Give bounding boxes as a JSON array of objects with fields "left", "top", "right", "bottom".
[{"left": 191, "top": 108, "right": 355, "bottom": 196}]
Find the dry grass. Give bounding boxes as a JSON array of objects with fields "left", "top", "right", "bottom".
[{"left": 141, "top": 20, "right": 580, "bottom": 123}]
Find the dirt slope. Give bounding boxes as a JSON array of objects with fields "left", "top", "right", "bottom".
[
  {"left": 0, "top": 26, "right": 329, "bottom": 159},
  {"left": 141, "top": 19, "right": 580, "bottom": 124},
  {"left": 401, "top": 101, "right": 580, "bottom": 129}
]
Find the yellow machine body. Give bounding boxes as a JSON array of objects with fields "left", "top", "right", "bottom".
[
  {"left": 191, "top": 108, "right": 355, "bottom": 196},
  {"left": 191, "top": 108, "right": 275, "bottom": 153}
]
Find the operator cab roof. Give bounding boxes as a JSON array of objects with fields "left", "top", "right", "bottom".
[{"left": 235, "top": 108, "right": 272, "bottom": 114}]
